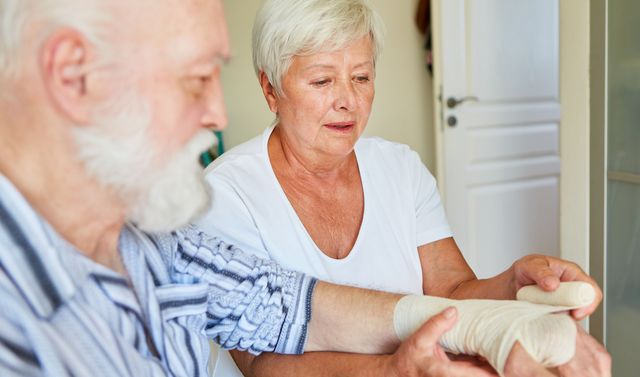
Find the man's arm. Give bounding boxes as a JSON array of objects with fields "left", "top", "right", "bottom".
[
  {"left": 171, "top": 227, "right": 605, "bottom": 376},
  {"left": 304, "top": 281, "right": 399, "bottom": 353},
  {"left": 225, "top": 282, "right": 492, "bottom": 377},
  {"left": 170, "top": 227, "right": 500, "bottom": 377},
  {"left": 232, "top": 306, "right": 499, "bottom": 377},
  {"left": 171, "top": 225, "right": 402, "bottom": 355}
]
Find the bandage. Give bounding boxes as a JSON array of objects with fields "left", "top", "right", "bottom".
[
  {"left": 516, "top": 281, "right": 596, "bottom": 307},
  {"left": 394, "top": 282, "right": 596, "bottom": 376}
]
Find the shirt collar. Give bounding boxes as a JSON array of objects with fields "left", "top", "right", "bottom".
[{"left": 0, "top": 174, "right": 126, "bottom": 318}]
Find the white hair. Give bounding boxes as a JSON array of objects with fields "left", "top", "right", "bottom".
[
  {"left": 2, "top": 0, "right": 212, "bottom": 232},
  {"left": 74, "top": 91, "right": 214, "bottom": 233},
  {"left": 0, "top": 0, "right": 113, "bottom": 85},
  {"left": 252, "top": 0, "right": 385, "bottom": 95}
]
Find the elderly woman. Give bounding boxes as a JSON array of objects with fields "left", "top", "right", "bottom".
[{"left": 195, "top": 1, "right": 606, "bottom": 376}]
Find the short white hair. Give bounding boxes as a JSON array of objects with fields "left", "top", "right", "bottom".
[
  {"left": 252, "top": 0, "right": 385, "bottom": 95},
  {"left": 0, "top": 0, "right": 112, "bottom": 84}
]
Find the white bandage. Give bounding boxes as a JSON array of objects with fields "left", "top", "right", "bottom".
[
  {"left": 394, "top": 282, "right": 596, "bottom": 376},
  {"left": 516, "top": 281, "right": 596, "bottom": 307}
]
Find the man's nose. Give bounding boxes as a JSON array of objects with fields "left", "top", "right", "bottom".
[{"left": 201, "top": 78, "right": 228, "bottom": 131}]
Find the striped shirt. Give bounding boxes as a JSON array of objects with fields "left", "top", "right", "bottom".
[{"left": 0, "top": 174, "right": 317, "bottom": 376}]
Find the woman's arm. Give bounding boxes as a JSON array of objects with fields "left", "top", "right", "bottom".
[
  {"left": 230, "top": 350, "right": 391, "bottom": 377},
  {"left": 417, "top": 237, "right": 610, "bottom": 377},
  {"left": 418, "top": 236, "right": 602, "bottom": 318},
  {"left": 417, "top": 237, "right": 487, "bottom": 298}
]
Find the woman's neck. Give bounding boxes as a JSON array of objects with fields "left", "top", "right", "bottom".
[{"left": 268, "top": 126, "right": 358, "bottom": 180}]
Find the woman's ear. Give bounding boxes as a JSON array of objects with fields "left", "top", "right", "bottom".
[
  {"left": 259, "top": 71, "right": 279, "bottom": 114},
  {"left": 40, "top": 28, "right": 96, "bottom": 124}
]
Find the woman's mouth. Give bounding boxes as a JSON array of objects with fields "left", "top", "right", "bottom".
[{"left": 324, "top": 122, "right": 355, "bottom": 132}]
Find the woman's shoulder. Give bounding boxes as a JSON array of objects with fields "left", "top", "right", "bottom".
[
  {"left": 203, "top": 132, "right": 269, "bottom": 179},
  {"left": 356, "top": 136, "right": 420, "bottom": 163},
  {"left": 356, "top": 136, "right": 435, "bottom": 184}
]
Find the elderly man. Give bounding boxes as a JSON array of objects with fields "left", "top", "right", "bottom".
[{"left": 0, "top": 1, "right": 609, "bottom": 376}]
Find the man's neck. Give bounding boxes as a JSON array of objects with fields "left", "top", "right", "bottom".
[{"left": 0, "top": 125, "right": 128, "bottom": 274}]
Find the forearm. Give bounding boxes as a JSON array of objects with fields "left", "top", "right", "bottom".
[
  {"left": 305, "top": 281, "right": 401, "bottom": 354},
  {"left": 449, "top": 266, "right": 517, "bottom": 300},
  {"left": 236, "top": 350, "right": 391, "bottom": 377},
  {"left": 419, "top": 238, "right": 517, "bottom": 300}
]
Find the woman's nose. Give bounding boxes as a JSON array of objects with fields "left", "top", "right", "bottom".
[{"left": 333, "top": 79, "right": 357, "bottom": 111}]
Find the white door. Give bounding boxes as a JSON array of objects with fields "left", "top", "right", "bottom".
[{"left": 433, "top": 0, "right": 561, "bottom": 278}]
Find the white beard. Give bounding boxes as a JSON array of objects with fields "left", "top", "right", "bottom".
[{"left": 73, "top": 93, "right": 215, "bottom": 233}]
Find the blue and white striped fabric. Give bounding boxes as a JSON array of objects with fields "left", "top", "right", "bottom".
[{"left": 0, "top": 174, "right": 317, "bottom": 376}]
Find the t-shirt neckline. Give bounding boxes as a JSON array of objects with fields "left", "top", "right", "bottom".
[{"left": 260, "top": 125, "right": 368, "bottom": 263}]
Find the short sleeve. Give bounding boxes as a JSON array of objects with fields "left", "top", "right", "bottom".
[
  {"left": 193, "top": 172, "right": 270, "bottom": 261},
  {"left": 407, "top": 150, "right": 453, "bottom": 246}
]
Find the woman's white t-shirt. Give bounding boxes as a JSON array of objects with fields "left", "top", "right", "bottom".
[{"left": 195, "top": 126, "right": 452, "bottom": 377}]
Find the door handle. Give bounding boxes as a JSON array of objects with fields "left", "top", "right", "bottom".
[{"left": 446, "top": 96, "right": 479, "bottom": 109}]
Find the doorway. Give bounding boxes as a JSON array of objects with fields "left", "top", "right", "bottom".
[{"left": 432, "top": 0, "right": 561, "bottom": 278}]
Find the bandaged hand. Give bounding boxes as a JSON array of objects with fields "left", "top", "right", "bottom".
[{"left": 394, "top": 282, "right": 595, "bottom": 376}]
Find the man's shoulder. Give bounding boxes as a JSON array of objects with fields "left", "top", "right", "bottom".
[
  {"left": 0, "top": 270, "right": 35, "bottom": 322},
  {"left": 0, "top": 281, "right": 38, "bottom": 374}
]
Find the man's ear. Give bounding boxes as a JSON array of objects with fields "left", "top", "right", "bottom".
[
  {"left": 41, "top": 29, "right": 96, "bottom": 124},
  {"left": 259, "top": 71, "right": 279, "bottom": 114}
]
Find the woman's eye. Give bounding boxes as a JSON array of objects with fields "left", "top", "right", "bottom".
[{"left": 311, "top": 79, "right": 331, "bottom": 87}]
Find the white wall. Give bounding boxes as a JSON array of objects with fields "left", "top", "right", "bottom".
[{"left": 220, "top": 0, "right": 436, "bottom": 170}]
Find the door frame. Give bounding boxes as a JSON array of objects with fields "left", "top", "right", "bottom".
[
  {"left": 431, "top": 0, "right": 446, "bottom": 190},
  {"left": 589, "top": 0, "right": 607, "bottom": 345}
]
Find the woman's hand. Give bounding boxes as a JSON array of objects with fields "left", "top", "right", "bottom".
[
  {"left": 511, "top": 254, "right": 602, "bottom": 319},
  {"left": 385, "top": 307, "right": 497, "bottom": 377}
]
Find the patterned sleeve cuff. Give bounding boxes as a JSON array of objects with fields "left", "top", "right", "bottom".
[
  {"left": 274, "top": 275, "right": 318, "bottom": 354},
  {"left": 172, "top": 225, "right": 320, "bottom": 355}
]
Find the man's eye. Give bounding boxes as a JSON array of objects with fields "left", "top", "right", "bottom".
[
  {"left": 196, "top": 76, "right": 212, "bottom": 88},
  {"left": 185, "top": 76, "right": 210, "bottom": 95},
  {"left": 355, "top": 75, "right": 370, "bottom": 83}
]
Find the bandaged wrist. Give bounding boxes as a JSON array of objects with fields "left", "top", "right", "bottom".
[{"left": 393, "top": 282, "right": 595, "bottom": 376}]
